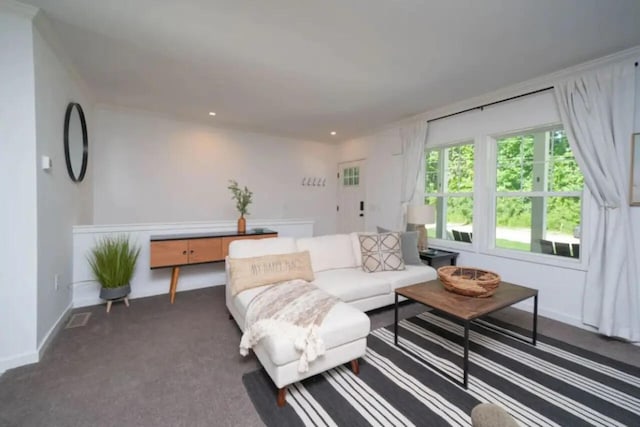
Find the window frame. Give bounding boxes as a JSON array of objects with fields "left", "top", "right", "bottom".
[
  {"left": 425, "top": 139, "right": 476, "bottom": 248},
  {"left": 425, "top": 123, "right": 589, "bottom": 270}
]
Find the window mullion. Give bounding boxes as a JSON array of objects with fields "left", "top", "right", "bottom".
[{"left": 484, "top": 136, "right": 498, "bottom": 250}]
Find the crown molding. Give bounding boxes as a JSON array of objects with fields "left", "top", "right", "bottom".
[{"left": 0, "top": 0, "right": 38, "bottom": 19}]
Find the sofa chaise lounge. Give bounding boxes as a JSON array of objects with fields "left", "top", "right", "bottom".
[{"left": 225, "top": 233, "right": 437, "bottom": 406}]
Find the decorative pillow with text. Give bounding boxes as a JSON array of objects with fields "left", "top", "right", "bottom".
[
  {"left": 228, "top": 251, "right": 315, "bottom": 296},
  {"left": 358, "top": 233, "right": 405, "bottom": 273}
]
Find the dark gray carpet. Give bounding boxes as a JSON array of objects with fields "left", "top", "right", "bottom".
[
  {"left": 0, "top": 285, "right": 638, "bottom": 426},
  {"left": 244, "top": 312, "right": 640, "bottom": 426}
]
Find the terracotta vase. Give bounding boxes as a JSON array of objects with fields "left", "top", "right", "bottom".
[{"left": 237, "top": 215, "right": 246, "bottom": 233}]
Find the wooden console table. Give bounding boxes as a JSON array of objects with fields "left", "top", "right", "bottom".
[{"left": 150, "top": 229, "right": 278, "bottom": 303}]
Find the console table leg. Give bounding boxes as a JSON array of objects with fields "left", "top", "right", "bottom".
[
  {"left": 169, "top": 266, "right": 180, "bottom": 304},
  {"left": 463, "top": 321, "right": 469, "bottom": 389}
]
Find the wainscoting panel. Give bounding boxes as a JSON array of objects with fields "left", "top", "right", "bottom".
[{"left": 72, "top": 219, "right": 314, "bottom": 307}]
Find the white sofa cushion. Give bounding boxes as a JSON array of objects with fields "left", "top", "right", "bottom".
[
  {"left": 296, "top": 234, "right": 358, "bottom": 272},
  {"left": 311, "top": 268, "right": 391, "bottom": 302},
  {"left": 234, "top": 287, "right": 370, "bottom": 366},
  {"left": 372, "top": 264, "right": 437, "bottom": 290},
  {"left": 234, "top": 284, "right": 272, "bottom": 314},
  {"left": 228, "top": 237, "right": 297, "bottom": 259},
  {"left": 252, "top": 302, "right": 370, "bottom": 366}
]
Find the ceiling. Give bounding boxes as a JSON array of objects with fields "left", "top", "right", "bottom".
[{"left": 22, "top": 0, "right": 640, "bottom": 142}]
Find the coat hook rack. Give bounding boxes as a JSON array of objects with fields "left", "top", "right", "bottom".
[{"left": 301, "top": 176, "right": 326, "bottom": 187}]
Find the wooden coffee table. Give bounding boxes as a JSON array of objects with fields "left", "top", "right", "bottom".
[{"left": 394, "top": 279, "right": 538, "bottom": 388}]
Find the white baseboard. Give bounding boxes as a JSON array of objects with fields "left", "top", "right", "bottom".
[
  {"left": 512, "top": 300, "right": 595, "bottom": 333},
  {"left": 73, "top": 281, "right": 224, "bottom": 308},
  {"left": 38, "top": 302, "right": 73, "bottom": 360},
  {"left": 0, "top": 351, "right": 39, "bottom": 375},
  {"left": 0, "top": 303, "right": 73, "bottom": 375}
]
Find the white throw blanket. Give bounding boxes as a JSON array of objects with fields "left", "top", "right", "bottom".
[{"left": 239, "top": 280, "right": 339, "bottom": 373}]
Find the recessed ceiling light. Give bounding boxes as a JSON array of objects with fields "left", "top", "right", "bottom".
[
  {"left": 330, "top": 131, "right": 337, "bottom": 136},
  {"left": 209, "top": 112, "right": 216, "bottom": 116}
]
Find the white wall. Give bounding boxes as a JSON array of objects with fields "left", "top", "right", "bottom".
[
  {"left": 337, "top": 127, "right": 403, "bottom": 231},
  {"left": 92, "top": 107, "right": 338, "bottom": 236},
  {"left": 338, "top": 60, "right": 640, "bottom": 331},
  {"left": 0, "top": 5, "right": 39, "bottom": 372},
  {"left": 33, "top": 18, "right": 93, "bottom": 348}
]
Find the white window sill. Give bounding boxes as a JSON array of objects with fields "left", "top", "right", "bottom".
[{"left": 429, "top": 239, "right": 587, "bottom": 272}]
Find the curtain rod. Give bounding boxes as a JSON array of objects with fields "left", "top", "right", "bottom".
[
  {"left": 427, "top": 86, "right": 554, "bottom": 124},
  {"left": 428, "top": 60, "right": 638, "bottom": 124}
]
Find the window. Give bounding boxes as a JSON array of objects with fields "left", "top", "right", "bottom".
[
  {"left": 425, "top": 142, "right": 474, "bottom": 243},
  {"left": 342, "top": 166, "right": 360, "bottom": 186},
  {"left": 494, "top": 128, "right": 583, "bottom": 257}
]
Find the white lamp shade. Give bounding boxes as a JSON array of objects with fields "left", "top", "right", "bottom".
[{"left": 407, "top": 204, "right": 435, "bottom": 224}]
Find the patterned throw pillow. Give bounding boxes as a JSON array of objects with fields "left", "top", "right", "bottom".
[
  {"left": 358, "top": 233, "right": 405, "bottom": 273},
  {"left": 376, "top": 226, "right": 422, "bottom": 265}
]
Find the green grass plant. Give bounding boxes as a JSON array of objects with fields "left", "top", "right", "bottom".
[
  {"left": 495, "top": 238, "right": 530, "bottom": 251},
  {"left": 88, "top": 235, "right": 140, "bottom": 288}
]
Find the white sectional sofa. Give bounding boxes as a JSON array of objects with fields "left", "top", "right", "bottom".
[
  {"left": 225, "top": 233, "right": 437, "bottom": 406},
  {"left": 296, "top": 233, "right": 438, "bottom": 311}
]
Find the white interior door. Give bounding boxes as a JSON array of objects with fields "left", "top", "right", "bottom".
[{"left": 337, "top": 160, "right": 366, "bottom": 233}]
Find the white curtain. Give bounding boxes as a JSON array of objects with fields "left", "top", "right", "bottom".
[
  {"left": 398, "top": 120, "right": 428, "bottom": 229},
  {"left": 555, "top": 62, "right": 639, "bottom": 341}
]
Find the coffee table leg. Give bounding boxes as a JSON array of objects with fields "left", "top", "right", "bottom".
[
  {"left": 532, "top": 294, "right": 538, "bottom": 346},
  {"left": 394, "top": 293, "right": 399, "bottom": 345},
  {"left": 463, "top": 320, "right": 469, "bottom": 389}
]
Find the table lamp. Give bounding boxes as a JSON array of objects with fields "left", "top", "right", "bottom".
[{"left": 407, "top": 204, "right": 435, "bottom": 251}]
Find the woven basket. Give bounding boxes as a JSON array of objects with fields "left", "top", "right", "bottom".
[{"left": 437, "top": 266, "right": 501, "bottom": 298}]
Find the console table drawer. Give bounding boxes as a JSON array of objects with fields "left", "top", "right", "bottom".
[
  {"left": 150, "top": 240, "right": 189, "bottom": 268},
  {"left": 188, "top": 238, "right": 223, "bottom": 263}
]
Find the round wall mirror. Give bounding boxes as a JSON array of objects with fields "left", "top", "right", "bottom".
[{"left": 64, "top": 102, "right": 88, "bottom": 182}]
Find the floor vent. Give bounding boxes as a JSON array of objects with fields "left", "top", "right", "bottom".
[{"left": 65, "top": 312, "right": 91, "bottom": 329}]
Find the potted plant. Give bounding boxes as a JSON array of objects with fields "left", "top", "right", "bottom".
[
  {"left": 88, "top": 234, "right": 141, "bottom": 312},
  {"left": 228, "top": 179, "right": 253, "bottom": 233}
]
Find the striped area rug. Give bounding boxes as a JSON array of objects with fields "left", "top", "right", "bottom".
[{"left": 243, "top": 311, "right": 640, "bottom": 426}]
